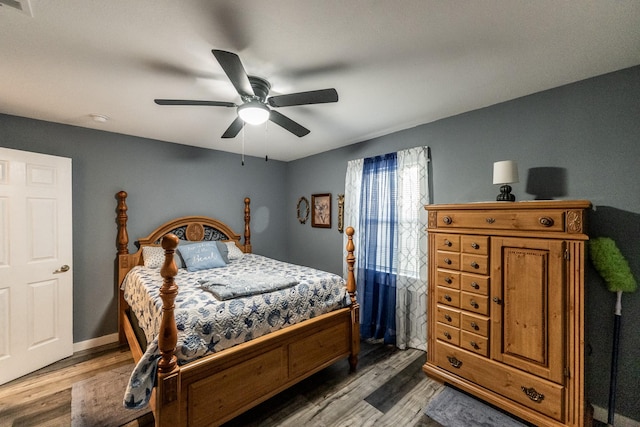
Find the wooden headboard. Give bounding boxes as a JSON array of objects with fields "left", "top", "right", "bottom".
[{"left": 116, "top": 190, "right": 251, "bottom": 250}]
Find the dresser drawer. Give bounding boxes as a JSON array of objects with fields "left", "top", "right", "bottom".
[
  {"left": 460, "top": 292, "right": 489, "bottom": 315},
  {"left": 460, "top": 331, "right": 489, "bottom": 357},
  {"left": 435, "top": 234, "right": 460, "bottom": 252},
  {"left": 435, "top": 210, "right": 565, "bottom": 232},
  {"left": 461, "top": 253, "right": 489, "bottom": 275},
  {"left": 461, "top": 312, "right": 489, "bottom": 337},
  {"left": 437, "top": 270, "right": 460, "bottom": 289},
  {"left": 437, "top": 305, "right": 460, "bottom": 327},
  {"left": 461, "top": 235, "right": 489, "bottom": 255},
  {"left": 461, "top": 273, "right": 489, "bottom": 296},
  {"left": 437, "top": 287, "right": 460, "bottom": 308},
  {"left": 436, "top": 323, "right": 460, "bottom": 346},
  {"left": 437, "top": 251, "right": 460, "bottom": 270},
  {"left": 434, "top": 342, "right": 564, "bottom": 421}
]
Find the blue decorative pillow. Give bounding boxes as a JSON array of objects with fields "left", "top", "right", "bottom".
[
  {"left": 177, "top": 240, "right": 229, "bottom": 267},
  {"left": 177, "top": 241, "right": 227, "bottom": 272}
]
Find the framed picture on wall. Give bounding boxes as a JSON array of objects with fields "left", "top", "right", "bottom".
[{"left": 311, "top": 193, "right": 331, "bottom": 228}]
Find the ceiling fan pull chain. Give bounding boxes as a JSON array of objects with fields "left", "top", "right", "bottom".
[
  {"left": 241, "top": 125, "right": 245, "bottom": 166},
  {"left": 264, "top": 121, "right": 269, "bottom": 162}
]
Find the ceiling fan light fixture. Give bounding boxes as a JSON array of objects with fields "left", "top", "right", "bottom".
[
  {"left": 154, "top": 50, "right": 337, "bottom": 138},
  {"left": 238, "top": 102, "right": 270, "bottom": 125}
]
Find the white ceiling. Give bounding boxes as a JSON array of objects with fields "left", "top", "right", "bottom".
[{"left": 1, "top": 1, "right": 639, "bottom": 161}]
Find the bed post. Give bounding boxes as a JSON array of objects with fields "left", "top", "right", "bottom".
[
  {"left": 156, "top": 233, "right": 181, "bottom": 426},
  {"left": 244, "top": 197, "right": 252, "bottom": 253},
  {"left": 116, "top": 191, "right": 129, "bottom": 255},
  {"left": 116, "top": 191, "right": 129, "bottom": 345},
  {"left": 345, "top": 226, "right": 360, "bottom": 372}
]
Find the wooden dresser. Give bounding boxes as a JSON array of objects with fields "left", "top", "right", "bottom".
[{"left": 423, "top": 201, "right": 591, "bottom": 427}]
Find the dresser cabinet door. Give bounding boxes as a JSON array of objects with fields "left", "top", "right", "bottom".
[{"left": 490, "top": 237, "right": 566, "bottom": 385}]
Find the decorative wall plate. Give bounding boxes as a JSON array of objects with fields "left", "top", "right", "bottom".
[{"left": 297, "top": 197, "right": 310, "bottom": 224}]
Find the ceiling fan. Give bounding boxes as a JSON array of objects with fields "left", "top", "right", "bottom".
[{"left": 154, "top": 50, "right": 338, "bottom": 138}]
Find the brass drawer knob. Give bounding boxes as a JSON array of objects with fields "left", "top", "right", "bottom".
[
  {"left": 447, "top": 356, "right": 462, "bottom": 368},
  {"left": 444, "top": 276, "right": 453, "bottom": 284},
  {"left": 539, "top": 217, "right": 554, "bottom": 227},
  {"left": 443, "top": 331, "right": 451, "bottom": 339},
  {"left": 470, "top": 321, "right": 478, "bottom": 330},
  {"left": 444, "top": 314, "right": 452, "bottom": 322},
  {"left": 521, "top": 386, "right": 545, "bottom": 403},
  {"left": 443, "top": 216, "right": 452, "bottom": 225},
  {"left": 470, "top": 341, "right": 479, "bottom": 349},
  {"left": 470, "top": 281, "right": 480, "bottom": 289},
  {"left": 444, "top": 294, "right": 452, "bottom": 302},
  {"left": 470, "top": 261, "right": 479, "bottom": 269},
  {"left": 485, "top": 217, "right": 495, "bottom": 224},
  {"left": 469, "top": 300, "right": 479, "bottom": 309},
  {"left": 444, "top": 239, "right": 452, "bottom": 247},
  {"left": 444, "top": 258, "right": 452, "bottom": 265},
  {"left": 471, "top": 242, "right": 479, "bottom": 249},
  {"left": 493, "top": 297, "right": 501, "bottom": 304}
]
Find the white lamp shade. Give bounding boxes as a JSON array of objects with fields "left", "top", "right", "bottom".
[
  {"left": 238, "top": 102, "right": 270, "bottom": 125},
  {"left": 493, "top": 160, "right": 519, "bottom": 185}
]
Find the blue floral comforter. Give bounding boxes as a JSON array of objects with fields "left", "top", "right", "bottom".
[{"left": 122, "top": 254, "right": 349, "bottom": 409}]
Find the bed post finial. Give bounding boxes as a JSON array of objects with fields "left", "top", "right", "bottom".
[
  {"left": 116, "top": 191, "right": 129, "bottom": 255},
  {"left": 244, "top": 197, "right": 252, "bottom": 253},
  {"left": 158, "top": 233, "right": 179, "bottom": 374},
  {"left": 345, "top": 226, "right": 357, "bottom": 302},
  {"left": 345, "top": 226, "right": 359, "bottom": 372}
]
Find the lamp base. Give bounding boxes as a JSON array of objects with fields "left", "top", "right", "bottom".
[{"left": 496, "top": 184, "right": 516, "bottom": 202}]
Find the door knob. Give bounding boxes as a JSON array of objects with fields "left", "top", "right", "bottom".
[{"left": 54, "top": 265, "right": 70, "bottom": 274}]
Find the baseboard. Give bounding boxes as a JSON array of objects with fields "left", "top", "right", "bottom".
[
  {"left": 73, "top": 333, "right": 119, "bottom": 352},
  {"left": 592, "top": 404, "right": 640, "bottom": 427}
]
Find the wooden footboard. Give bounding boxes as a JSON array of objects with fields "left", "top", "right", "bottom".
[
  {"left": 115, "top": 191, "right": 360, "bottom": 426},
  {"left": 174, "top": 305, "right": 354, "bottom": 426}
]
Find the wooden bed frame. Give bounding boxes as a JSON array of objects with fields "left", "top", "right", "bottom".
[{"left": 115, "top": 191, "right": 360, "bottom": 426}]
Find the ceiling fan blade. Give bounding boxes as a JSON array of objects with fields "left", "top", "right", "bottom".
[
  {"left": 155, "top": 99, "right": 236, "bottom": 107},
  {"left": 221, "top": 116, "right": 245, "bottom": 138},
  {"left": 269, "top": 110, "right": 310, "bottom": 137},
  {"left": 267, "top": 88, "right": 338, "bottom": 108},
  {"left": 212, "top": 50, "right": 255, "bottom": 98}
]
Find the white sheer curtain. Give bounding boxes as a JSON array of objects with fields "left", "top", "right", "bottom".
[
  {"left": 396, "top": 146, "right": 429, "bottom": 350},
  {"left": 343, "top": 147, "right": 429, "bottom": 350},
  {"left": 343, "top": 158, "right": 363, "bottom": 284}
]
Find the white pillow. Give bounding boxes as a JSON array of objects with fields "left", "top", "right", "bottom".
[
  {"left": 225, "top": 242, "right": 245, "bottom": 260},
  {"left": 142, "top": 246, "right": 164, "bottom": 268}
]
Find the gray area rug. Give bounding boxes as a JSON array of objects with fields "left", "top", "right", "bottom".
[
  {"left": 71, "top": 363, "right": 151, "bottom": 427},
  {"left": 424, "top": 386, "right": 528, "bottom": 427}
]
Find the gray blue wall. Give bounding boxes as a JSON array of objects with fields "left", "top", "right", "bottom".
[
  {"left": 1, "top": 65, "right": 638, "bottom": 421},
  {"left": 286, "top": 65, "right": 640, "bottom": 421},
  {"left": 0, "top": 117, "right": 290, "bottom": 344}
]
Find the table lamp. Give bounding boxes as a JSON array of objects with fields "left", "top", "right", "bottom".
[{"left": 493, "top": 160, "right": 518, "bottom": 201}]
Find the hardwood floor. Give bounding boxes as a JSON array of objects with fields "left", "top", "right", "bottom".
[
  {"left": 0, "top": 340, "right": 444, "bottom": 426},
  {"left": 0, "top": 344, "right": 136, "bottom": 426},
  {"left": 223, "top": 341, "right": 443, "bottom": 427}
]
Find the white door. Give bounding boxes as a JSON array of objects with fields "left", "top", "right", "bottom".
[{"left": 0, "top": 147, "right": 73, "bottom": 385}]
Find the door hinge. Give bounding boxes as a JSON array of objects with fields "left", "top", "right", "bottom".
[
  {"left": 564, "top": 367, "right": 571, "bottom": 377},
  {"left": 564, "top": 249, "right": 570, "bottom": 260}
]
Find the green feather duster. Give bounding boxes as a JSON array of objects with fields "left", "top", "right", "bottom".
[
  {"left": 589, "top": 237, "right": 637, "bottom": 293},
  {"left": 588, "top": 236, "right": 636, "bottom": 425}
]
